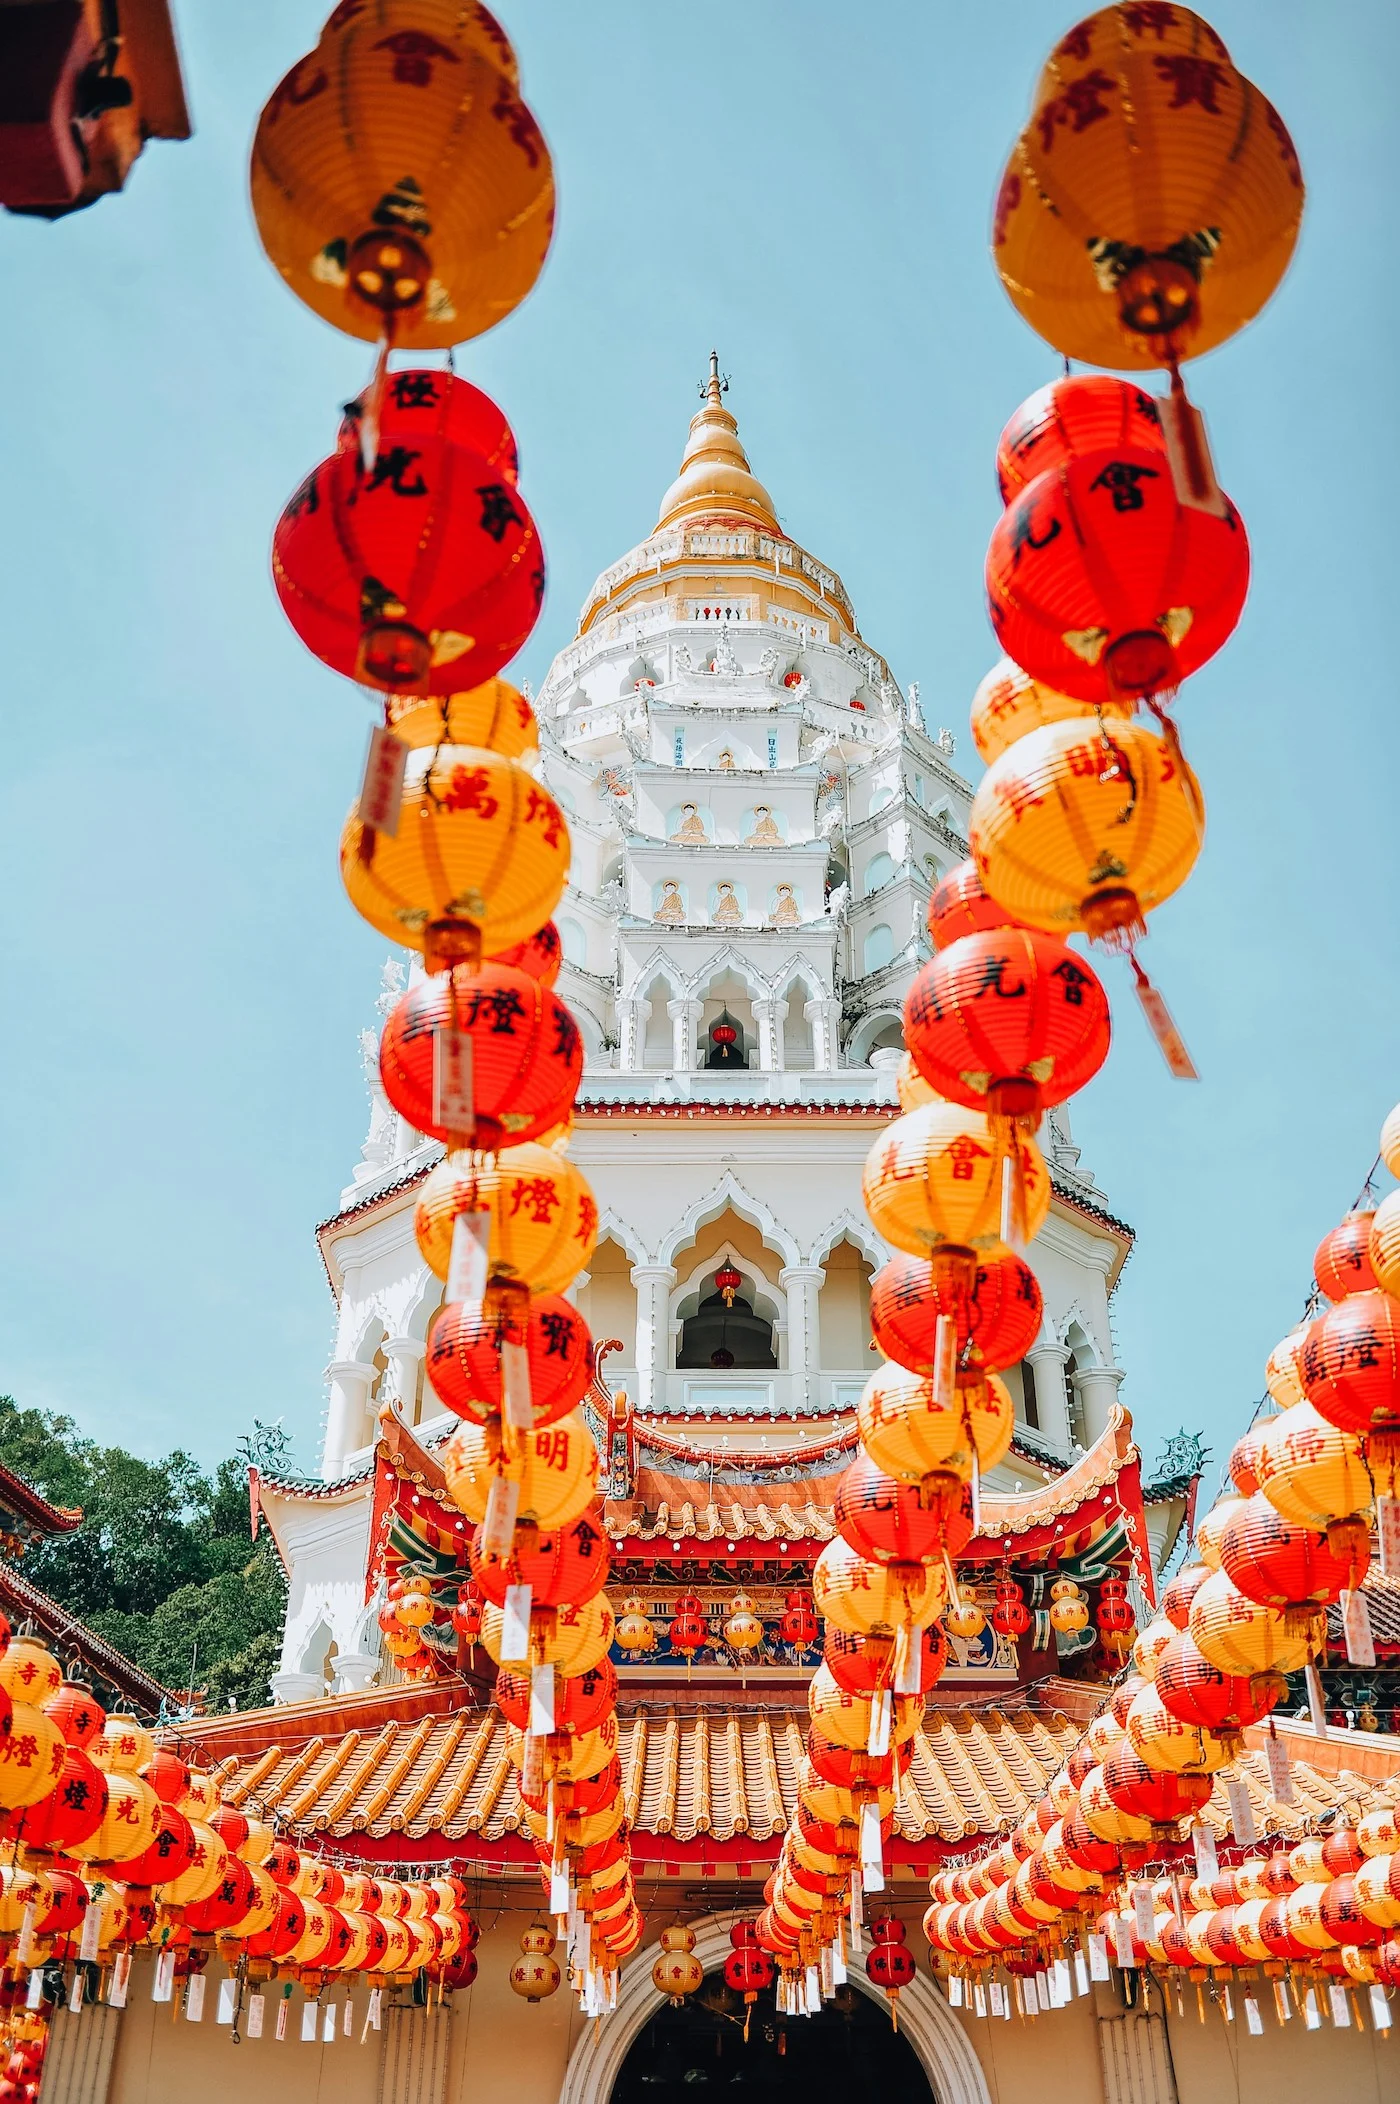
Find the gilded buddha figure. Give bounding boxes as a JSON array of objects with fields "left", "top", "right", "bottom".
[
  {"left": 712, "top": 882, "right": 742, "bottom": 925},
  {"left": 669, "top": 801, "right": 709, "bottom": 845},
  {"left": 746, "top": 803, "right": 783, "bottom": 846}
]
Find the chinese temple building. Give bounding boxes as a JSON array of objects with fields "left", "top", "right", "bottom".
[{"left": 75, "top": 372, "right": 1400, "bottom": 2104}]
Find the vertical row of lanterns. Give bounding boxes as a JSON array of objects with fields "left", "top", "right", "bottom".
[
  {"left": 921, "top": 1093, "right": 1400, "bottom": 2021},
  {"left": 250, "top": 0, "right": 637, "bottom": 2011}
]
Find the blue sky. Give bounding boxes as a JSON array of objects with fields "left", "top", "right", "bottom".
[{"left": 0, "top": 1, "right": 1395, "bottom": 1479}]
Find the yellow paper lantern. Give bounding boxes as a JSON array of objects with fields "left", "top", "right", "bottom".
[
  {"left": 992, "top": 6, "right": 1303, "bottom": 370},
  {"left": 806, "top": 1663, "right": 922, "bottom": 1751},
  {"left": 480, "top": 1594, "right": 614, "bottom": 1675},
  {"left": 0, "top": 1639, "right": 61, "bottom": 1707},
  {"left": 857, "top": 1364, "right": 1014, "bottom": 1494},
  {"left": 442, "top": 1411, "right": 599, "bottom": 1529},
  {"left": 1369, "top": 1192, "right": 1400, "bottom": 1301},
  {"left": 1254, "top": 1403, "right": 1372, "bottom": 1529},
  {"left": 652, "top": 1924, "right": 704, "bottom": 2003},
  {"left": 614, "top": 1597, "right": 656, "bottom": 1654},
  {"left": 1284, "top": 1884, "right": 1338, "bottom": 1953},
  {"left": 510, "top": 1923, "right": 562, "bottom": 2000},
  {"left": 1264, "top": 1324, "right": 1310, "bottom": 1410},
  {"left": 1380, "top": 1103, "right": 1400, "bottom": 1182},
  {"left": 387, "top": 676, "right": 537, "bottom": 757},
  {"left": 944, "top": 1588, "right": 987, "bottom": 1642},
  {"left": 969, "top": 718, "right": 1204, "bottom": 947},
  {"left": 895, "top": 1054, "right": 939, "bottom": 1113},
  {"left": 250, "top": 1, "right": 553, "bottom": 349},
  {"left": 506, "top": 1716, "right": 617, "bottom": 1783},
  {"left": 415, "top": 1142, "right": 597, "bottom": 1293},
  {"left": 1355, "top": 1854, "right": 1400, "bottom": 1930},
  {"left": 863, "top": 1104, "right": 1049, "bottom": 1258},
  {"left": 160, "top": 1822, "right": 229, "bottom": 1907},
  {"left": 1187, "top": 1568, "right": 1319, "bottom": 1677},
  {"left": 1131, "top": 1616, "right": 1176, "bottom": 1682},
  {"left": 811, "top": 1539, "right": 943, "bottom": 1639},
  {"left": 342, "top": 746, "right": 569, "bottom": 965},
  {"left": 1124, "top": 1686, "right": 1233, "bottom": 1775},
  {"left": 93, "top": 1717, "right": 155, "bottom": 1774},
  {"left": 0, "top": 1705, "right": 64, "bottom": 1810},
  {"left": 178, "top": 1769, "right": 218, "bottom": 1820},
  {"left": 72, "top": 1771, "right": 163, "bottom": 1864},
  {"left": 1194, "top": 1496, "right": 1246, "bottom": 1571},
  {"left": 228, "top": 1862, "right": 280, "bottom": 1939},
  {"left": 970, "top": 656, "right": 1110, "bottom": 766},
  {"left": 723, "top": 1593, "right": 765, "bottom": 1655},
  {"left": 1078, "top": 1765, "right": 1152, "bottom": 1845}
]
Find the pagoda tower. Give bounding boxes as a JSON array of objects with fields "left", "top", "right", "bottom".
[{"left": 265, "top": 360, "right": 1156, "bottom": 1705}]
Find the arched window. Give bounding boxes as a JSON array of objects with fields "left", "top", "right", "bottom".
[
  {"left": 863, "top": 924, "right": 895, "bottom": 974},
  {"left": 677, "top": 1287, "right": 776, "bottom": 1370},
  {"left": 862, "top": 852, "right": 895, "bottom": 896},
  {"left": 559, "top": 917, "right": 587, "bottom": 968}
]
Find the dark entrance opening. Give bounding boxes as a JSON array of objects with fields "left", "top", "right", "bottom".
[{"left": 609, "top": 1967, "right": 932, "bottom": 2100}]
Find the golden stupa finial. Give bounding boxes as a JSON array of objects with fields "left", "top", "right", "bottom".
[{"left": 655, "top": 349, "right": 781, "bottom": 533}]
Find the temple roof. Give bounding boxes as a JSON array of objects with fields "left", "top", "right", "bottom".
[
  {"left": 0, "top": 1462, "right": 81, "bottom": 1548},
  {"left": 654, "top": 353, "right": 781, "bottom": 534},
  {"left": 0, "top": 1559, "right": 176, "bottom": 1719}
]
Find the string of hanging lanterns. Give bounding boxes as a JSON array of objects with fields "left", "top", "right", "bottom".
[{"left": 246, "top": 0, "right": 637, "bottom": 2014}]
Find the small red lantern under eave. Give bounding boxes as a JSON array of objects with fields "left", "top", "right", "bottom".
[
  {"left": 780, "top": 1591, "right": 819, "bottom": 1652},
  {"left": 724, "top": 1922, "right": 775, "bottom": 2037},
  {"left": 991, "top": 1577, "right": 1031, "bottom": 1640},
  {"left": 866, "top": 1917, "right": 916, "bottom": 2027},
  {"left": 669, "top": 1593, "right": 709, "bottom": 1662},
  {"left": 715, "top": 1263, "right": 743, "bottom": 1307}
]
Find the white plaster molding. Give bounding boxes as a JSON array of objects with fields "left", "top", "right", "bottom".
[
  {"left": 656, "top": 1168, "right": 802, "bottom": 1270},
  {"left": 557, "top": 1908, "right": 992, "bottom": 2104},
  {"left": 805, "top": 1209, "right": 889, "bottom": 1271}
]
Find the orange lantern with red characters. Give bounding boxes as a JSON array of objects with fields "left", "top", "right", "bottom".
[
  {"left": 996, "top": 375, "right": 1166, "bottom": 502},
  {"left": 426, "top": 1293, "right": 593, "bottom": 1427},
  {"left": 379, "top": 965, "right": 581, "bottom": 1149},
  {"left": 869, "top": 1249, "right": 1042, "bottom": 1376}
]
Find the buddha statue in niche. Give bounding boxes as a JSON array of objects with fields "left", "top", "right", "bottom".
[
  {"left": 746, "top": 803, "right": 783, "bottom": 846},
  {"left": 669, "top": 802, "right": 709, "bottom": 845},
  {"left": 654, "top": 880, "right": 685, "bottom": 924},
  {"left": 712, "top": 882, "right": 742, "bottom": 926}
]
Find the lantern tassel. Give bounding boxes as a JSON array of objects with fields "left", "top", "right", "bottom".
[
  {"left": 1128, "top": 955, "right": 1198, "bottom": 1081},
  {"left": 359, "top": 327, "right": 393, "bottom": 474}
]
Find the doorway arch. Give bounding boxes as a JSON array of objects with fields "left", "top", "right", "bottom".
[{"left": 557, "top": 1909, "right": 991, "bottom": 2104}]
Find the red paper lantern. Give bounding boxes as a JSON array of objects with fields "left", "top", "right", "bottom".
[
  {"left": 1320, "top": 1876, "right": 1383, "bottom": 1948},
  {"left": 724, "top": 1921, "right": 776, "bottom": 2001},
  {"left": 470, "top": 1509, "right": 610, "bottom": 1610},
  {"left": 1096, "top": 1585, "right": 1136, "bottom": 1637},
  {"left": 426, "top": 1293, "right": 592, "bottom": 1428},
  {"left": 669, "top": 1595, "right": 709, "bottom": 1658},
  {"left": 491, "top": 921, "right": 562, "bottom": 987},
  {"left": 715, "top": 1262, "right": 743, "bottom": 1307},
  {"left": 779, "top": 1591, "right": 818, "bottom": 1651},
  {"left": 823, "top": 1624, "right": 946, "bottom": 1698},
  {"left": 833, "top": 1454, "right": 972, "bottom": 1565},
  {"left": 337, "top": 369, "right": 518, "bottom": 487},
  {"left": 1219, "top": 1495, "right": 1368, "bottom": 1610},
  {"left": 1154, "top": 1632, "right": 1284, "bottom": 1734},
  {"left": 18, "top": 1747, "right": 106, "bottom": 1855},
  {"left": 272, "top": 434, "right": 544, "bottom": 693},
  {"left": 42, "top": 1680, "right": 104, "bottom": 1751},
  {"left": 870, "top": 1249, "right": 1042, "bottom": 1376},
  {"left": 1229, "top": 1430, "right": 1264, "bottom": 1496},
  {"left": 1313, "top": 1213, "right": 1378, "bottom": 1303},
  {"left": 1301, "top": 1289, "right": 1400, "bottom": 1432},
  {"left": 866, "top": 1916, "right": 917, "bottom": 1996},
  {"left": 119, "top": 1804, "right": 198, "bottom": 1889},
  {"left": 265, "top": 1839, "right": 302, "bottom": 1888},
  {"left": 1160, "top": 1564, "right": 1210, "bottom": 1631},
  {"left": 986, "top": 447, "right": 1249, "bottom": 704},
  {"left": 1321, "top": 1829, "right": 1367, "bottom": 1877},
  {"left": 928, "top": 860, "right": 1019, "bottom": 950},
  {"left": 452, "top": 1580, "right": 484, "bottom": 1643},
  {"left": 519, "top": 1760, "right": 621, "bottom": 1821},
  {"left": 992, "top": 1577, "right": 1030, "bottom": 1638},
  {"left": 183, "top": 1859, "right": 257, "bottom": 1936},
  {"left": 905, "top": 926, "right": 1110, "bottom": 1123},
  {"left": 996, "top": 376, "right": 1166, "bottom": 503},
  {"left": 1062, "top": 1810, "right": 1119, "bottom": 1875},
  {"left": 143, "top": 1750, "right": 189, "bottom": 1805},
  {"left": 805, "top": 1732, "right": 910, "bottom": 1793},
  {"left": 379, "top": 965, "right": 581, "bottom": 1150},
  {"left": 1101, "top": 1745, "right": 1211, "bottom": 1824}
]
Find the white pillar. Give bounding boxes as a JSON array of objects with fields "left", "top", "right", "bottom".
[
  {"left": 1076, "top": 1364, "right": 1125, "bottom": 1446},
  {"left": 1024, "top": 1342, "right": 1073, "bottom": 1454},
  {"left": 618, "top": 999, "right": 649, "bottom": 1070},
  {"left": 807, "top": 998, "right": 843, "bottom": 1070},
  {"left": 779, "top": 1265, "right": 825, "bottom": 1411},
  {"left": 333, "top": 1652, "right": 381, "bottom": 1695},
  {"left": 323, "top": 1360, "right": 375, "bottom": 1480},
  {"left": 383, "top": 1336, "right": 426, "bottom": 1423},
  {"left": 754, "top": 998, "right": 788, "bottom": 1071},
  {"left": 270, "top": 1670, "right": 326, "bottom": 1706},
  {"left": 630, "top": 1265, "right": 676, "bottom": 1414},
  {"left": 668, "top": 999, "right": 703, "bottom": 1072}
]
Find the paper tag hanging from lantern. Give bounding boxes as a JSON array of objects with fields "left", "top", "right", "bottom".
[
  {"left": 110, "top": 1953, "right": 131, "bottom": 2010},
  {"left": 1155, "top": 384, "right": 1228, "bottom": 518},
  {"left": 1328, "top": 1984, "right": 1350, "bottom": 2029},
  {"left": 358, "top": 725, "right": 408, "bottom": 836},
  {"left": 246, "top": 1993, "right": 265, "bottom": 2039},
  {"left": 1378, "top": 1497, "right": 1400, "bottom": 1577},
  {"left": 301, "top": 2002, "right": 318, "bottom": 2043},
  {"left": 79, "top": 1901, "right": 101, "bottom": 1963},
  {"left": 1305, "top": 1662, "right": 1329, "bottom": 1738},
  {"left": 68, "top": 1971, "right": 84, "bottom": 2015},
  {"left": 866, "top": 1686, "right": 892, "bottom": 1758},
  {"left": 1342, "top": 1588, "right": 1377, "bottom": 1667},
  {"left": 1264, "top": 1724, "right": 1294, "bottom": 1804},
  {"left": 859, "top": 1800, "right": 885, "bottom": 1892},
  {"left": 1273, "top": 1978, "right": 1291, "bottom": 2023},
  {"left": 367, "top": 1988, "right": 383, "bottom": 2031},
  {"left": 342, "top": 2001, "right": 353, "bottom": 2038},
  {"left": 275, "top": 1995, "right": 289, "bottom": 2041},
  {"left": 521, "top": 1728, "right": 544, "bottom": 1802},
  {"left": 217, "top": 1979, "right": 237, "bottom": 2026},
  {"left": 973, "top": 1981, "right": 988, "bottom": 2017},
  {"left": 932, "top": 1314, "right": 957, "bottom": 1408},
  {"left": 1370, "top": 1985, "right": 1392, "bottom": 2031},
  {"left": 1221, "top": 1984, "right": 1234, "bottom": 2024},
  {"left": 186, "top": 1975, "right": 207, "bottom": 2023},
  {"left": 1131, "top": 958, "right": 1199, "bottom": 1080},
  {"left": 969, "top": 1447, "right": 981, "bottom": 1535},
  {"left": 849, "top": 1879, "right": 863, "bottom": 1947},
  {"left": 1073, "top": 1948, "right": 1089, "bottom": 1997},
  {"left": 322, "top": 2003, "right": 337, "bottom": 2043},
  {"left": 446, "top": 1211, "right": 491, "bottom": 1311},
  {"left": 893, "top": 1624, "right": 921, "bottom": 1696},
  {"left": 530, "top": 1661, "right": 555, "bottom": 1735},
  {"left": 1132, "top": 1885, "right": 1155, "bottom": 1945},
  {"left": 25, "top": 1971, "right": 42, "bottom": 2013},
  {"left": 1111, "top": 1917, "right": 1135, "bottom": 1968},
  {"left": 16, "top": 1904, "right": 36, "bottom": 1968},
  {"left": 1088, "top": 1933, "right": 1110, "bottom": 1983},
  {"left": 948, "top": 1976, "right": 963, "bottom": 2009},
  {"left": 550, "top": 1863, "right": 569, "bottom": 1916},
  {"left": 153, "top": 1950, "right": 175, "bottom": 2004},
  {"left": 502, "top": 1341, "right": 534, "bottom": 1431},
  {"left": 433, "top": 1027, "right": 474, "bottom": 1138},
  {"left": 480, "top": 1473, "right": 520, "bottom": 1562},
  {"left": 1244, "top": 1993, "right": 1263, "bottom": 2035},
  {"left": 1190, "top": 1823, "right": 1219, "bottom": 1882},
  {"left": 1226, "top": 1779, "right": 1258, "bottom": 1846},
  {"left": 501, "top": 1582, "right": 533, "bottom": 1663}
]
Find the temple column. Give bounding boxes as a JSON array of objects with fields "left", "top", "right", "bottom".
[
  {"left": 630, "top": 1265, "right": 677, "bottom": 1414},
  {"left": 1024, "top": 1342, "right": 1073, "bottom": 1454},
  {"left": 618, "top": 999, "right": 649, "bottom": 1070},
  {"left": 383, "top": 1336, "right": 426, "bottom": 1424},
  {"left": 779, "top": 1264, "right": 825, "bottom": 1411},
  {"left": 668, "top": 999, "right": 703, "bottom": 1071},
  {"left": 323, "top": 1360, "right": 375, "bottom": 1480},
  {"left": 807, "top": 997, "right": 843, "bottom": 1070},
  {"left": 1076, "top": 1364, "right": 1125, "bottom": 1446},
  {"left": 754, "top": 998, "right": 788, "bottom": 1071}
]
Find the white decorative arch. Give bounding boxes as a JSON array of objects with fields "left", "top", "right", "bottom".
[
  {"left": 807, "top": 1209, "right": 888, "bottom": 1272},
  {"left": 558, "top": 1908, "right": 991, "bottom": 2104},
  {"left": 683, "top": 945, "right": 774, "bottom": 1002},
  {"left": 847, "top": 1008, "right": 903, "bottom": 1064},
  {"left": 594, "top": 1208, "right": 649, "bottom": 1269},
  {"left": 671, "top": 1240, "right": 786, "bottom": 1333},
  {"left": 770, "top": 953, "right": 831, "bottom": 1002},
  {"left": 619, "top": 945, "right": 679, "bottom": 1001},
  {"left": 1057, "top": 1310, "right": 1104, "bottom": 1367},
  {"left": 657, "top": 1169, "right": 802, "bottom": 1272}
]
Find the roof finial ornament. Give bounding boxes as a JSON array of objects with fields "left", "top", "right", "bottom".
[{"left": 701, "top": 349, "right": 729, "bottom": 405}]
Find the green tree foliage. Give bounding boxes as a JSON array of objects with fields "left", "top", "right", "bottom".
[{"left": 0, "top": 1397, "right": 287, "bottom": 1712}]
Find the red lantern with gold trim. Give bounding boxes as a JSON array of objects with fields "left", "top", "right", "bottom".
[
  {"left": 379, "top": 966, "right": 581, "bottom": 1150},
  {"left": 870, "top": 1249, "right": 1042, "bottom": 1375},
  {"left": 1300, "top": 1289, "right": 1400, "bottom": 1434},
  {"left": 1154, "top": 1632, "right": 1283, "bottom": 1735},
  {"left": 470, "top": 1509, "right": 610, "bottom": 1610},
  {"left": 986, "top": 448, "right": 1249, "bottom": 704},
  {"left": 779, "top": 1591, "right": 818, "bottom": 1652},
  {"left": 1313, "top": 1213, "right": 1378, "bottom": 1302},
  {"left": 866, "top": 1916, "right": 917, "bottom": 2014},
  {"left": 1102, "top": 1745, "right": 1211, "bottom": 1825},
  {"left": 1218, "top": 1495, "right": 1368, "bottom": 1612},
  {"left": 18, "top": 1746, "right": 107, "bottom": 1856},
  {"left": 426, "top": 1293, "right": 593, "bottom": 1428},
  {"left": 336, "top": 369, "right": 518, "bottom": 486},
  {"left": 833, "top": 1454, "right": 972, "bottom": 1565},
  {"left": 992, "top": 1577, "right": 1030, "bottom": 1639},
  {"left": 491, "top": 921, "right": 562, "bottom": 987},
  {"left": 996, "top": 376, "right": 1166, "bottom": 503},
  {"left": 272, "top": 434, "right": 544, "bottom": 693},
  {"left": 669, "top": 1593, "right": 708, "bottom": 1660},
  {"left": 928, "top": 860, "right": 1019, "bottom": 951},
  {"left": 905, "top": 926, "right": 1110, "bottom": 1124}
]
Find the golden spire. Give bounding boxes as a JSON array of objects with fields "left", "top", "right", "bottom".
[{"left": 655, "top": 351, "right": 781, "bottom": 533}]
